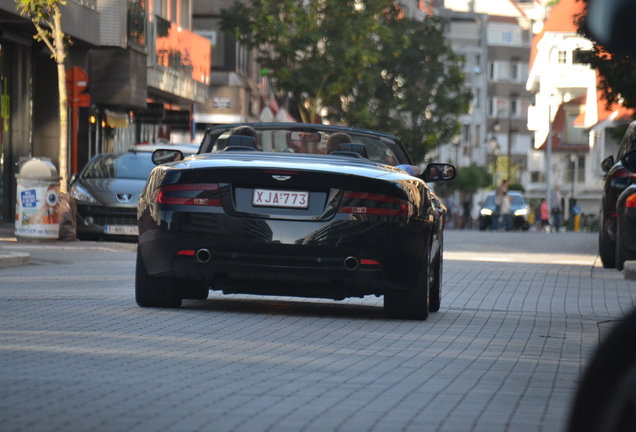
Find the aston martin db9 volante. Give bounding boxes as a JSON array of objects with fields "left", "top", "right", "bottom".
[{"left": 136, "top": 124, "right": 455, "bottom": 320}]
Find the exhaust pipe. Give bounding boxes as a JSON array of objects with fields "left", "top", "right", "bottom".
[
  {"left": 343, "top": 256, "right": 359, "bottom": 271},
  {"left": 196, "top": 248, "right": 211, "bottom": 263}
]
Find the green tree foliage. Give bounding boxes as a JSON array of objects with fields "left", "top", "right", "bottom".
[
  {"left": 221, "top": 1, "right": 470, "bottom": 162},
  {"left": 16, "top": 0, "right": 70, "bottom": 187},
  {"left": 221, "top": 0, "right": 389, "bottom": 124},
  {"left": 333, "top": 13, "right": 471, "bottom": 163},
  {"left": 575, "top": 0, "right": 636, "bottom": 114}
]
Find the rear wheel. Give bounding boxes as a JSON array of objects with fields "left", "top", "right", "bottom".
[
  {"left": 384, "top": 249, "right": 430, "bottom": 320},
  {"left": 599, "top": 211, "right": 616, "bottom": 269},
  {"left": 567, "top": 308, "right": 636, "bottom": 432},
  {"left": 135, "top": 249, "right": 182, "bottom": 308},
  {"left": 616, "top": 223, "right": 636, "bottom": 271},
  {"left": 429, "top": 244, "right": 442, "bottom": 313}
]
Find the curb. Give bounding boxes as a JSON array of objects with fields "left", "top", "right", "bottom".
[
  {"left": 0, "top": 251, "right": 30, "bottom": 268},
  {"left": 624, "top": 261, "right": 636, "bottom": 281}
]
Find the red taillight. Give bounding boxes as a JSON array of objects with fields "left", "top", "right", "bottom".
[
  {"left": 360, "top": 259, "right": 380, "bottom": 266},
  {"left": 176, "top": 250, "right": 196, "bottom": 256},
  {"left": 612, "top": 168, "right": 635, "bottom": 179},
  {"left": 156, "top": 183, "right": 221, "bottom": 206},
  {"left": 627, "top": 194, "right": 636, "bottom": 208},
  {"left": 338, "top": 191, "right": 410, "bottom": 216}
]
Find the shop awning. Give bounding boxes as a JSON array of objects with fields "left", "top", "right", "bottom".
[{"left": 105, "top": 110, "right": 129, "bottom": 128}]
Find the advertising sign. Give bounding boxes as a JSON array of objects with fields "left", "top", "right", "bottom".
[{"left": 15, "top": 183, "right": 60, "bottom": 240}]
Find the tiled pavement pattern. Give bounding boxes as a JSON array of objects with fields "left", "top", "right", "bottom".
[{"left": 0, "top": 230, "right": 634, "bottom": 432}]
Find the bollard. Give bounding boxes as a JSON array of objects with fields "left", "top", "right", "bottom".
[{"left": 574, "top": 214, "right": 580, "bottom": 232}]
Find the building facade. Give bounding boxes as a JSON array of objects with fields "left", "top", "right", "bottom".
[
  {"left": 0, "top": 0, "right": 100, "bottom": 222},
  {"left": 525, "top": 0, "right": 614, "bottom": 215},
  {"left": 0, "top": 0, "right": 210, "bottom": 222},
  {"left": 192, "top": 0, "right": 276, "bottom": 140},
  {"left": 433, "top": 0, "right": 539, "bottom": 189}
]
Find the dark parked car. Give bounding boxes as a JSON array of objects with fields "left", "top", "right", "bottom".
[
  {"left": 598, "top": 121, "right": 636, "bottom": 268},
  {"left": 478, "top": 191, "right": 530, "bottom": 231},
  {"left": 70, "top": 144, "right": 198, "bottom": 240},
  {"left": 136, "top": 123, "right": 455, "bottom": 320},
  {"left": 615, "top": 149, "right": 636, "bottom": 270}
]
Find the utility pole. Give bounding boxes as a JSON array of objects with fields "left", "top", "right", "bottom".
[
  {"left": 546, "top": 100, "right": 553, "bottom": 215},
  {"left": 507, "top": 109, "right": 512, "bottom": 182}
]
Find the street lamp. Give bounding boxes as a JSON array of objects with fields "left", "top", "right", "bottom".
[
  {"left": 493, "top": 110, "right": 513, "bottom": 182},
  {"left": 488, "top": 132, "right": 500, "bottom": 186},
  {"left": 452, "top": 135, "right": 461, "bottom": 166}
]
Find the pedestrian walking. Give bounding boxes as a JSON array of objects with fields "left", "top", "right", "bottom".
[
  {"left": 500, "top": 190, "right": 512, "bottom": 231},
  {"left": 446, "top": 194, "right": 456, "bottom": 228},
  {"left": 492, "top": 179, "right": 509, "bottom": 230},
  {"left": 550, "top": 187, "right": 562, "bottom": 232},
  {"left": 539, "top": 198, "right": 550, "bottom": 232},
  {"left": 461, "top": 197, "right": 473, "bottom": 229}
]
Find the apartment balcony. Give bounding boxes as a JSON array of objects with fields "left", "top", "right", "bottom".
[
  {"left": 146, "top": 16, "right": 211, "bottom": 104},
  {"left": 548, "top": 65, "right": 595, "bottom": 91},
  {"left": 527, "top": 104, "right": 543, "bottom": 132}
]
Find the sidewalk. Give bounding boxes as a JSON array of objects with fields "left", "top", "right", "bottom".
[{"left": 0, "top": 223, "right": 136, "bottom": 268}]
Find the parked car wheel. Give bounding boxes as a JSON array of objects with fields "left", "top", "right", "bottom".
[
  {"left": 567, "top": 308, "right": 636, "bottom": 432},
  {"left": 135, "top": 249, "right": 182, "bottom": 308},
  {"left": 616, "top": 226, "right": 636, "bottom": 271},
  {"left": 599, "top": 210, "right": 616, "bottom": 269}
]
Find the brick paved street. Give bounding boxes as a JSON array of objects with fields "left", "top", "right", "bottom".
[{"left": 0, "top": 230, "right": 633, "bottom": 432}]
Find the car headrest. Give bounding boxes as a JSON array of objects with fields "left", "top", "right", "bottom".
[
  {"left": 336, "top": 143, "right": 369, "bottom": 159},
  {"left": 224, "top": 135, "right": 256, "bottom": 151}
]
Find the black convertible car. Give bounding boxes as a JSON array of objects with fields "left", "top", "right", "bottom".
[{"left": 136, "top": 123, "right": 455, "bottom": 320}]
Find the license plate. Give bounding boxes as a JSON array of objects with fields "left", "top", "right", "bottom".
[
  {"left": 253, "top": 189, "right": 309, "bottom": 209},
  {"left": 103, "top": 225, "right": 139, "bottom": 235}
]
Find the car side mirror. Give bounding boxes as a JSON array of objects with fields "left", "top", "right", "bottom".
[
  {"left": 621, "top": 149, "right": 636, "bottom": 173},
  {"left": 600, "top": 155, "right": 615, "bottom": 174},
  {"left": 69, "top": 173, "right": 78, "bottom": 185},
  {"left": 152, "top": 149, "right": 184, "bottom": 165},
  {"left": 422, "top": 163, "right": 456, "bottom": 182}
]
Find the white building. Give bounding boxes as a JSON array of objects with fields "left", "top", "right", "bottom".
[
  {"left": 525, "top": 0, "right": 630, "bottom": 215},
  {"left": 428, "top": 0, "right": 547, "bottom": 188}
]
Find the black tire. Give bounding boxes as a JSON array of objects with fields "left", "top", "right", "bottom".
[
  {"left": 567, "top": 308, "right": 636, "bottom": 432},
  {"left": 135, "top": 248, "right": 182, "bottom": 308},
  {"left": 599, "top": 211, "right": 616, "bottom": 268},
  {"left": 615, "top": 224, "right": 636, "bottom": 271},
  {"left": 384, "top": 248, "right": 430, "bottom": 320},
  {"left": 429, "top": 243, "right": 442, "bottom": 313}
]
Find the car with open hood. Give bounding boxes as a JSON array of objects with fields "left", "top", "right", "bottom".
[{"left": 135, "top": 123, "right": 455, "bottom": 320}]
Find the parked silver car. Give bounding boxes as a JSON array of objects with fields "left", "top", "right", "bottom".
[{"left": 70, "top": 144, "right": 198, "bottom": 240}]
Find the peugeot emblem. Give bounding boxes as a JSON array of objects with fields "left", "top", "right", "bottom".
[
  {"left": 115, "top": 194, "right": 134, "bottom": 203},
  {"left": 272, "top": 175, "right": 292, "bottom": 181}
]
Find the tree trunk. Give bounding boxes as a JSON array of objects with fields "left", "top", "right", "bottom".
[{"left": 53, "top": 10, "right": 68, "bottom": 190}]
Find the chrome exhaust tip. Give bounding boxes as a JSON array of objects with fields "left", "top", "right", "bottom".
[
  {"left": 343, "top": 256, "right": 359, "bottom": 271},
  {"left": 196, "top": 248, "right": 211, "bottom": 263}
]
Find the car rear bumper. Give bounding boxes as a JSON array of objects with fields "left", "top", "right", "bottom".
[{"left": 138, "top": 211, "right": 431, "bottom": 297}]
